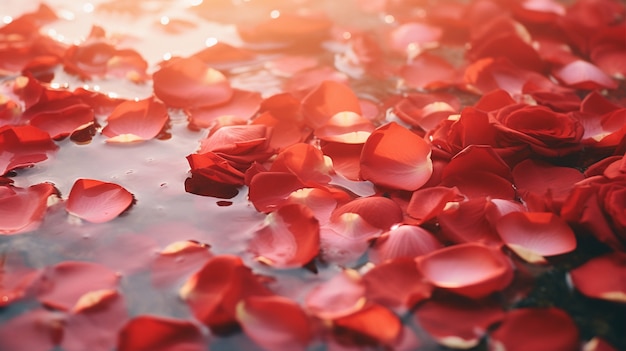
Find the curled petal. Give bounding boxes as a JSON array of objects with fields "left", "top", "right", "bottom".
[
  {"left": 0, "top": 125, "right": 58, "bottom": 176},
  {"left": 418, "top": 243, "right": 514, "bottom": 298},
  {"left": 24, "top": 97, "right": 95, "bottom": 140},
  {"left": 406, "top": 186, "right": 465, "bottom": 225},
  {"left": 66, "top": 179, "right": 134, "bottom": 223},
  {"left": 270, "top": 143, "right": 332, "bottom": 186},
  {"left": 360, "top": 122, "right": 433, "bottom": 191},
  {"left": 569, "top": 252, "right": 626, "bottom": 303},
  {"left": 489, "top": 307, "right": 579, "bottom": 351},
  {"left": 117, "top": 316, "right": 205, "bottom": 351}
]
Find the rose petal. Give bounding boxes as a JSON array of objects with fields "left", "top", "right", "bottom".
[
  {"left": 360, "top": 122, "right": 433, "bottom": 191},
  {"left": 151, "top": 241, "right": 212, "bottom": 287},
  {"left": 333, "top": 303, "right": 402, "bottom": 345},
  {"left": 321, "top": 142, "right": 363, "bottom": 181},
  {"left": 437, "top": 197, "right": 502, "bottom": 244},
  {"left": 305, "top": 269, "right": 366, "bottom": 320},
  {"left": 301, "top": 80, "right": 362, "bottom": 129},
  {"left": 37, "top": 261, "right": 120, "bottom": 311},
  {"left": 153, "top": 56, "right": 233, "bottom": 109},
  {"left": 0, "top": 183, "right": 57, "bottom": 235},
  {"left": 331, "top": 196, "right": 403, "bottom": 231},
  {"left": 102, "top": 98, "right": 168, "bottom": 142},
  {"left": 189, "top": 89, "right": 262, "bottom": 129},
  {"left": 24, "top": 97, "right": 95, "bottom": 140},
  {"left": 553, "top": 60, "right": 618, "bottom": 90},
  {"left": 236, "top": 295, "right": 312, "bottom": 351},
  {"left": 320, "top": 212, "right": 382, "bottom": 265},
  {"left": 489, "top": 307, "right": 579, "bottom": 351},
  {"left": 406, "top": 186, "right": 465, "bottom": 225},
  {"left": 314, "top": 111, "right": 374, "bottom": 144},
  {"left": 418, "top": 243, "right": 513, "bottom": 298},
  {"left": 0, "top": 125, "right": 58, "bottom": 175},
  {"left": 399, "top": 53, "right": 458, "bottom": 90},
  {"left": 496, "top": 212, "right": 577, "bottom": 263},
  {"left": 0, "top": 309, "right": 63, "bottom": 351},
  {"left": 117, "top": 316, "right": 205, "bottom": 351},
  {"left": 270, "top": 143, "right": 332, "bottom": 186},
  {"left": 66, "top": 179, "right": 134, "bottom": 223},
  {"left": 250, "top": 203, "right": 320, "bottom": 268},
  {"left": 569, "top": 252, "right": 626, "bottom": 303},
  {"left": 369, "top": 225, "right": 442, "bottom": 264}
]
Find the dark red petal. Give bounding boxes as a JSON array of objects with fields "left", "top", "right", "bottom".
[
  {"left": 301, "top": 80, "right": 362, "bottom": 129},
  {"left": 180, "top": 255, "right": 271, "bottom": 330},
  {"left": 66, "top": 179, "right": 134, "bottom": 223},
  {"left": 237, "top": 295, "right": 312, "bottom": 351},
  {"left": 320, "top": 213, "right": 381, "bottom": 265},
  {"left": 331, "top": 196, "right": 403, "bottom": 231},
  {"left": 360, "top": 122, "right": 433, "bottom": 191},
  {"left": 0, "top": 309, "right": 63, "bottom": 351},
  {"left": 250, "top": 203, "right": 320, "bottom": 268},
  {"left": 553, "top": 60, "right": 618, "bottom": 90},
  {"left": 0, "top": 125, "right": 58, "bottom": 175},
  {"left": 102, "top": 97, "right": 168, "bottom": 143},
  {"left": 189, "top": 89, "right": 262, "bottom": 129},
  {"left": 415, "top": 297, "right": 505, "bottom": 348},
  {"left": 117, "top": 315, "right": 205, "bottom": 351},
  {"left": 333, "top": 303, "right": 402, "bottom": 345},
  {"left": 37, "top": 261, "right": 120, "bottom": 311},
  {"left": 406, "top": 186, "right": 465, "bottom": 225},
  {"left": 437, "top": 197, "right": 502, "bottom": 244},
  {"left": 369, "top": 225, "right": 442, "bottom": 264},
  {"left": 489, "top": 307, "right": 579, "bottom": 351},
  {"left": 363, "top": 257, "right": 433, "bottom": 309},
  {"left": 418, "top": 243, "right": 513, "bottom": 298},
  {"left": 151, "top": 241, "right": 212, "bottom": 287},
  {"left": 153, "top": 56, "right": 233, "bottom": 109},
  {"left": 569, "top": 252, "right": 626, "bottom": 303},
  {"left": 512, "top": 159, "right": 584, "bottom": 209},
  {"left": 0, "top": 183, "right": 57, "bottom": 235},
  {"left": 305, "top": 270, "right": 365, "bottom": 320},
  {"left": 496, "top": 212, "right": 576, "bottom": 263}
]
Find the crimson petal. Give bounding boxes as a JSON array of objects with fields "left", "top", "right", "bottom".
[
  {"left": 0, "top": 125, "right": 58, "bottom": 176},
  {"left": 66, "top": 179, "right": 134, "bottom": 223},
  {"left": 360, "top": 122, "right": 432, "bottom": 191},
  {"left": 331, "top": 196, "right": 403, "bottom": 231},
  {"left": 406, "top": 186, "right": 465, "bottom": 225},
  {"left": 333, "top": 303, "right": 402, "bottom": 346},
  {"left": 569, "top": 252, "right": 626, "bottom": 303},
  {"left": 117, "top": 315, "right": 205, "bottom": 351},
  {"left": 553, "top": 60, "right": 618, "bottom": 90},
  {"left": 0, "top": 182, "right": 57, "bottom": 235},
  {"left": 369, "top": 225, "right": 442, "bottom": 264}
]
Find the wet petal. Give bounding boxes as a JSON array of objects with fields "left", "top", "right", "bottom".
[
  {"left": 569, "top": 252, "right": 626, "bottom": 303},
  {"left": 66, "top": 179, "right": 134, "bottom": 223},
  {"left": 369, "top": 225, "right": 442, "bottom": 264},
  {"left": 331, "top": 196, "right": 403, "bottom": 231},
  {"left": 189, "top": 89, "right": 262, "bottom": 129},
  {"left": 360, "top": 122, "right": 433, "bottom": 191},
  {"left": 0, "top": 309, "right": 63, "bottom": 351},
  {"left": 406, "top": 186, "right": 465, "bottom": 225},
  {"left": 0, "top": 183, "right": 57, "bottom": 235},
  {"left": 102, "top": 98, "right": 168, "bottom": 143},
  {"left": 270, "top": 143, "right": 332, "bottom": 186},
  {"left": 333, "top": 303, "right": 402, "bottom": 345},
  {"left": 0, "top": 125, "right": 58, "bottom": 176},
  {"left": 24, "top": 97, "right": 95, "bottom": 140},
  {"left": 301, "top": 80, "right": 361, "bottom": 129},
  {"left": 320, "top": 212, "right": 382, "bottom": 265},
  {"left": 151, "top": 241, "right": 212, "bottom": 287},
  {"left": 305, "top": 270, "right": 365, "bottom": 320}
]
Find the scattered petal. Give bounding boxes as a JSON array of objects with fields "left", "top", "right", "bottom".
[{"left": 66, "top": 179, "right": 134, "bottom": 223}]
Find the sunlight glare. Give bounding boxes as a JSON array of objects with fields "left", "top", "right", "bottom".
[{"left": 83, "top": 3, "right": 95, "bottom": 13}]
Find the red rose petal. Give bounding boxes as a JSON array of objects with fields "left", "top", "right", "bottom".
[
  {"left": 320, "top": 212, "right": 382, "bottom": 265},
  {"left": 333, "top": 303, "right": 402, "bottom": 345},
  {"left": 66, "top": 179, "right": 134, "bottom": 223},
  {"left": 153, "top": 56, "right": 233, "bottom": 109},
  {"left": 331, "top": 196, "right": 403, "bottom": 231},
  {"left": 270, "top": 143, "right": 332, "bottom": 186},
  {"left": 301, "top": 80, "right": 362, "bottom": 129},
  {"left": 0, "top": 183, "right": 57, "bottom": 235},
  {"left": 117, "top": 315, "right": 205, "bottom": 351},
  {"left": 24, "top": 97, "right": 95, "bottom": 140},
  {"left": 489, "top": 307, "right": 579, "bottom": 351},
  {"left": 250, "top": 203, "right": 320, "bottom": 268},
  {"left": 393, "top": 92, "right": 460, "bottom": 131},
  {"left": 415, "top": 297, "right": 505, "bottom": 349},
  {"left": 189, "top": 89, "right": 262, "bottom": 129},
  {"left": 248, "top": 171, "right": 306, "bottom": 213},
  {"left": 418, "top": 243, "right": 514, "bottom": 298},
  {"left": 369, "top": 225, "right": 442, "bottom": 264},
  {"left": 360, "top": 122, "right": 433, "bottom": 191},
  {"left": 37, "top": 261, "right": 120, "bottom": 311},
  {"left": 0, "top": 309, "right": 63, "bottom": 351},
  {"left": 437, "top": 197, "right": 502, "bottom": 244},
  {"left": 314, "top": 111, "right": 375, "bottom": 144},
  {"left": 180, "top": 255, "right": 271, "bottom": 330},
  {"left": 102, "top": 98, "right": 168, "bottom": 143},
  {"left": 553, "top": 60, "right": 618, "bottom": 90},
  {"left": 237, "top": 295, "right": 312, "bottom": 351},
  {"left": 389, "top": 22, "right": 442, "bottom": 57},
  {"left": 305, "top": 270, "right": 366, "bottom": 320},
  {"left": 583, "top": 338, "right": 620, "bottom": 351},
  {"left": 569, "top": 252, "right": 626, "bottom": 303},
  {"left": 0, "top": 125, "right": 58, "bottom": 176},
  {"left": 399, "top": 53, "right": 458, "bottom": 90},
  {"left": 406, "top": 186, "right": 465, "bottom": 225},
  {"left": 496, "top": 212, "right": 577, "bottom": 263},
  {"left": 363, "top": 257, "right": 433, "bottom": 309},
  {"left": 151, "top": 241, "right": 212, "bottom": 287}
]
